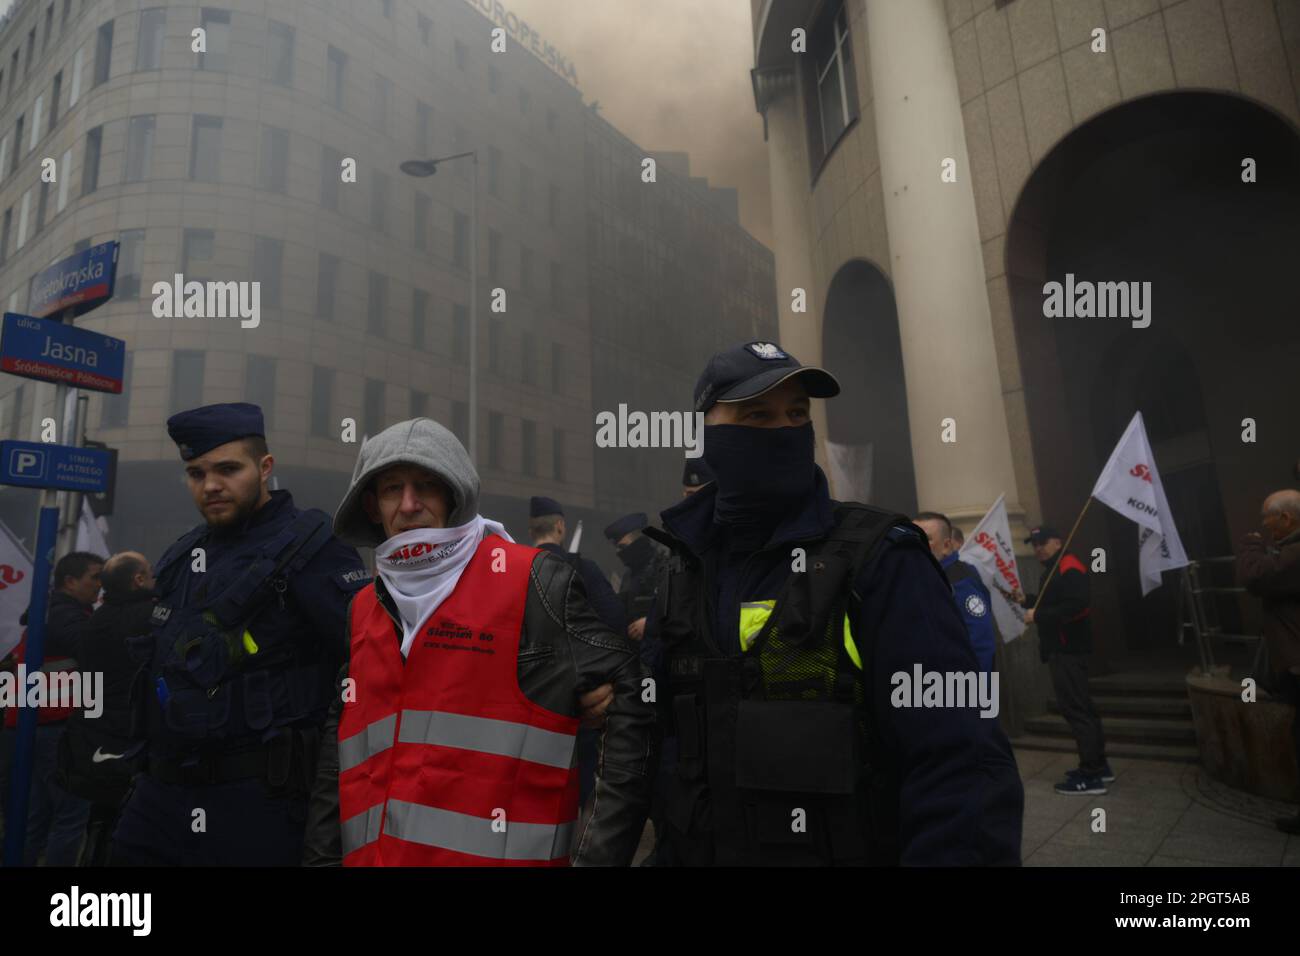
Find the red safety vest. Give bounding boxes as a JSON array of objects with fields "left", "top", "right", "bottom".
[{"left": 338, "top": 534, "right": 580, "bottom": 866}]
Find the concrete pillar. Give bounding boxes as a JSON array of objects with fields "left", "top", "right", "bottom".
[{"left": 864, "top": 0, "right": 1024, "bottom": 533}]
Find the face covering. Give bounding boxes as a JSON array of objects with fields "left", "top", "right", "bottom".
[
  {"left": 702, "top": 422, "right": 816, "bottom": 525},
  {"left": 617, "top": 535, "right": 655, "bottom": 570},
  {"left": 374, "top": 516, "right": 514, "bottom": 658}
]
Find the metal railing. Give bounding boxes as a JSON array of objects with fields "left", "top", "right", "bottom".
[{"left": 1176, "top": 556, "right": 1266, "bottom": 676}]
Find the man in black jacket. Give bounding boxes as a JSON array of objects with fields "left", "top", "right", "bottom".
[
  {"left": 65, "top": 551, "right": 156, "bottom": 865},
  {"left": 1017, "top": 526, "right": 1110, "bottom": 794}
]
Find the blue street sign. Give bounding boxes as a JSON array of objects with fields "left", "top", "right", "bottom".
[
  {"left": 0, "top": 312, "right": 126, "bottom": 392},
  {"left": 0, "top": 440, "right": 111, "bottom": 493},
  {"left": 27, "top": 241, "right": 118, "bottom": 319}
]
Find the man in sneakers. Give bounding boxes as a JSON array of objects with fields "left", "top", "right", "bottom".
[{"left": 1016, "top": 526, "right": 1111, "bottom": 794}]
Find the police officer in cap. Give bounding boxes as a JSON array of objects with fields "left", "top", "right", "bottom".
[
  {"left": 528, "top": 496, "right": 626, "bottom": 807},
  {"left": 647, "top": 341, "right": 1023, "bottom": 865},
  {"left": 111, "top": 403, "right": 370, "bottom": 865},
  {"left": 605, "top": 513, "right": 669, "bottom": 644}
]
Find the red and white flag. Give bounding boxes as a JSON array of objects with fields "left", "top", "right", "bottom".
[
  {"left": 0, "top": 518, "right": 34, "bottom": 659},
  {"left": 1091, "top": 411, "right": 1188, "bottom": 595},
  {"left": 958, "top": 493, "right": 1027, "bottom": 642}
]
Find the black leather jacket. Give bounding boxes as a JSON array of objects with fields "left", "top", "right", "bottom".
[{"left": 302, "top": 550, "right": 657, "bottom": 866}]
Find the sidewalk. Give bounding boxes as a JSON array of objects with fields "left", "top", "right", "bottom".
[{"left": 1016, "top": 747, "right": 1300, "bottom": 866}]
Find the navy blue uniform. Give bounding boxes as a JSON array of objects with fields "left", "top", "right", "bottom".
[
  {"left": 649, "top": 470, "right": 1023, "bottom": 865},
  {"left": 111, "top": 490, "right": 369, "bottom": 866},
  {"left": 940, "top": 552, "right": 996, "bottom": 672}
]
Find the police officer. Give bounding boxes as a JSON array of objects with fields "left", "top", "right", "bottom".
[
  {"left": 111, "top": 403, "right": 370, "bottom": 865},
  {"left": 604, "top": 513, "right": 668, "bottom": 643},
  {"left": 648, "top": 341, "right": 1023, "bottom": 865},
  {"left": 528, "top": 496, "right": 626, "bottom": 808},
  {"left": 914, "top": 512, "right": 996, "bottom": 672}
]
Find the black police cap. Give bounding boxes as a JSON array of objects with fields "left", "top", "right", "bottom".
[
  {"left": 167, "top": 403, "right": 265, "bottom": 461},
  {"left": 693, "top": 341, "right": 840, "bottom": 415},
  {"left": 529, "top": 496, "right": 564, "bottom": 518},
  {"left": 604, "top": 513, "right": 647, "bottom": 541}
]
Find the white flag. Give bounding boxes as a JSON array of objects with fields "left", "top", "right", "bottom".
[
  {"left": 568, "top": 519, "right": 583, "bottom": 554},
  {"left": 1090, "top": 411, "right": 1188, "bottom": 595},
  {"left": 75, "top": 497, "right": 110, "bottom": 558},
  {"left": 0, "top": 518, "right": 34, "bottom": 659},
  {"left": 958, "top": 493, "right": 1027, "bottom": 642}
]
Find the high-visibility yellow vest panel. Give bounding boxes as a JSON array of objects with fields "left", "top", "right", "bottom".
[{"left": 738, "top": 600, "right": 861, "bottom": 670}]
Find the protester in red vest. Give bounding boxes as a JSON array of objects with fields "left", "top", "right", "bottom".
[{"left": 302, "top": 418, "right": 656, "bottom": 866}]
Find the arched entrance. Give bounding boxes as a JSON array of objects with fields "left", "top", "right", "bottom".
[
  {"left": 1006, "top": 91, "right": 1300, "bottom": 664},
  {"left": 821, "top": 259, "right": 916, "bottom": 515}
]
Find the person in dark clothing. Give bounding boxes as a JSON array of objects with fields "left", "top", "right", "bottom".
[
  {"left": 605, "top": 513, "right": 670, "bottom": 645},
  {"left": 528, "top": 496, "right": 627, "bottom": 809},
  {"left": 1016, "top": 525, "right": 1111, "bottom": 794},
  {"left": 7, "top": 551, "right": 102, "bottom": 865},
  {"left": 649, "top": 341, "right": 1023, "bottom": 865},
  {"left": 1236, "top": 489, "right": 1300, "bottom": 834},
  {"left": 62, "top": 551, "right": 157, "bottom": 865},
  {"left": 914, "top": 512, "right": 996, "bottom": 673}
]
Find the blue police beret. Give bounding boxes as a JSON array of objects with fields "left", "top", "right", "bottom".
[
  {"left": 529, "top": 496, "right": 564, "bottom": 518},
  {"left": 167, "top": 402, "right": 265, "bottom": 461},
  {"left": 604, "top": 512, "right": 648, "bottom": 541}
]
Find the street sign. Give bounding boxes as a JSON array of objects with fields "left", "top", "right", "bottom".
[
  {"left": 82, "top": 439, "right": 118, "bottom": 517},
  {"left": 0, "top": 312, "right": 126, "bottom": 392},
  {"left": 0, "top": 440, "right": 111, "bottom": 494},
  {"left": 27, "top": 241, "right": 118, "bottom": 319}
]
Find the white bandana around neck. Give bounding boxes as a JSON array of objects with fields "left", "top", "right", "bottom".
[{"left": 375, "top": 516, "right": 513, "bottom": 658}]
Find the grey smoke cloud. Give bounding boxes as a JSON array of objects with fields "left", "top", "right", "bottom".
[{"left": 503, "top": 0, "right": 773, "bottom": 246}]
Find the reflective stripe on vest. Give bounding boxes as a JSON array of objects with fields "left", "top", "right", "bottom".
[
  {"left": 738, "top": 600, "right": 861, "bottom": 670},
  {"left": 337, "top": 535, "right": 579, "bottom": 866}
]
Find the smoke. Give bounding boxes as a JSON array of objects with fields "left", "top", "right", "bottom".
[{"left": 502, "top": 0, "right": 773, "bottom": 246}]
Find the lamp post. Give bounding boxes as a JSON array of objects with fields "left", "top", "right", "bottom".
[{"left": 401, "top": 151, "right": 478, "bottom": 464}]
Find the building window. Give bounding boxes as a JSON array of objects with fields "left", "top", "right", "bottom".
[
  {"left": 487, "top": 229, "right": 501, "bottom": 282},
  {"left": 549, "top": 261, "right": 562, "bottom": 309},
  {"left": 171, "top": 351, "right": 206, "bottom": 413},
  {"left": 519, "top": 164, "right": 532, "bottom": 214},
  {"left": 321, "top": 145, "right": 342, "bottom": 210},
  {"left": 520, "top": 245, "right": 533, "bottom": 293},
  {"left": 552, "top": 428, "right": 564, "bottom": 481},
  {"left": 487, "top": 146, "right": 501, "bottom": 197},
  {"left": 414, "top": 193, "right": 431, "bottom": 251},
  {"left": 136, "top": 8, "right": 164, "bottom": 71},
  {"left": 246, "top": 354, "right": 276, "bottom": 427},
  {"left": 0, "top": 208, "right": 11, "bottom": 265},
  {"left": 451, "top": 401, "right": 468, "bottom": 446},
  {"left": 11, "top": 116, "right": 24, "bottom": 172},
  {"left": 371, "top": 171, "right": 389, "bottom": 233},
  {"left": 548, "top": 184, "right": 560, "bottom": 228},
  {"left": 454, "top": 40, "right": 466, "bottom": 71},
  {"left": 258, "top": 126, "right": 288, "bottom": 194},
  {"left": 521, "top": 331, "right": 535, "bottom": 386},
  {"left": 381, "top": 0, "right": 393, "bottom": 19},
  {"left": 409, "top": 390, "right": 428, "bottom": 418},
  {"left": 26, "top": 29, "right": 36, "bottom": 76},
  {"left": 124, "top": 114, "right": 155, "bottom": 183},
  {"left": 364, "top": 379, "right": 385, "bottom": 437},
  {"left": 551, "top": 342, "right": 563, "bottom": 394},
  {"left": 116, "top": 228, "right": 145, "bottom": 298},
  {"left": 253, "top": 236, "right": 282, "bottom": 308},
  {"left": 29, "top": 98, "right": 43, "bottom": 152},
  {"left": 14, "top": 191, "right": 30, "bottom": 251},
  {"left": 34, "top": 181, "right": 49, "bottom": 234},
  {"left": 487, "top": 411, "right": 503, "bottom": 469},
  {"left": 181, "top": 228, "right": 215, "bottom": 284},
  {"left": 416, "top": 101, "right": 432, "bottom": 156},
  {"left": 488, "top": 64, "right": 500, "bottom": 93},
  {"left": 367, "top": 271, "right": 386, "bottom": 336},
  {"left": 199, "top": 8, "right": 231, "bottom": 71},
  {"left": 412, "top": 289, "right": 428, "bottom": 349},
  {"left": 189, "top": 115, "right": 222, "bottom": 182},
  {"left": 453, "top": 304, "right": 468, "bottom": 362},
  {"left": 81, "top": 125, "right": 102, "bottom": 195},
  {"left": 93, "top": 19, "right": 114, "bottom": 86},
  {"left": 316, "top": 252, "right": 338, "bottom": 321},
  {"left": 49, "top": 73, "right": 63, "bottom": 131},
  {"left": 452, "top": 211, "right": 468, "bottom": 268},
  {"left": 488, "top": 317, "right": 502, "bottom": 373},
  {"left": 9, "top": 50, "right": 18, "bottom": 97},
  {"left": 310, "top": 366, "right": 333, "bottom": 438},
  {"left": 326, "top": 45, "right": 346, "bottom": 109},
  {"left": 100, "top": 354, "right": 132, "bottom": 427},
  {"left": 43, "top": 4, "right": 54, "bottom": 52},
  {"left": 417, "top": 13, "right": 431, "bottom": 46},
  {"left": 266, "top": 20, "right": 294, "bottom": 87},
  {"left": 805, "top": 0, "right": 859, "bottom": 173},
  {"left": 62, "top": 0, "right": 71, "bottom": 30},
  {"left": 521, "top": 420, "right": 536, "bottom": 476},
  {"left": 69, "top": 46, "right": 83, "bottom": 107}
]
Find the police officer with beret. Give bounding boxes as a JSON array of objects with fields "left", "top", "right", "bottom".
[
  {"left": 111, "top": 403, "right": 371, "bottom": 865},
  {"left": 646, "top": 341, "right": 1023, "bottom": 865}
]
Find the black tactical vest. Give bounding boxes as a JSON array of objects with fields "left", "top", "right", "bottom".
[{"left": 649, "top": 503, "right": 915, "bottom": 866}]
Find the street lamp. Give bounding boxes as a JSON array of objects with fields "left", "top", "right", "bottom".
[{"left": 401, "top": 151, "right": 479, "bottom": 464}]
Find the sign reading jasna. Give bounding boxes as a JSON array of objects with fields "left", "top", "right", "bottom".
[
  {"left": 27, "top": 242, "right": 118, "bottom": 319},
  {"left": 0, "top": 312, "right": 126, "bottom": 393}
]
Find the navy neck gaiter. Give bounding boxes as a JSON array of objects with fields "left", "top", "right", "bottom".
[{"left": 702, "top": 423, "right": 816, "bottom": 530}]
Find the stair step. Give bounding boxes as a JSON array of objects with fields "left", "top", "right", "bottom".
[
  {"left": 1087, "top": 673, "right": 1189, "bottom": 698},
  {"left": 1048, "top": 695, "right": 1190, "bottom": 718},
  {"left": 1024, "top": 713, "right": 1196, "bottom": 744},
  {"left": 1012, "top": 734, "right": 1200, "bottom": 764}
]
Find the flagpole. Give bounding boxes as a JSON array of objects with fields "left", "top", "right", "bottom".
[{"left": 1031, "top": 496, "right": 1093, "bottom": 612}]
